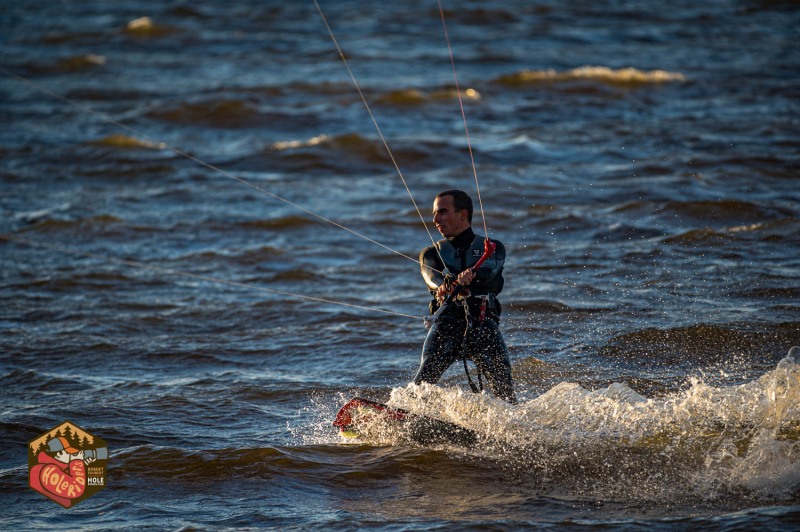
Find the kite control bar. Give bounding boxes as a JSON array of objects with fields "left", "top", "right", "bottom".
[
  {"left": 425, "top": 238, "right": 496, "bottom": 325},
  {"left": 472, "top": 238, "right": 497, "bottom": 272}
]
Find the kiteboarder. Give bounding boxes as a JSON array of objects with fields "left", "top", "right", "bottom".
[{"left": 415, "top": 189, "right": 516, "bottom": 404}]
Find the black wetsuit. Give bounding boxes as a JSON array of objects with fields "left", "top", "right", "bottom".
[{"left": 415, "top": 227, "right": 516, "bottom": 404}]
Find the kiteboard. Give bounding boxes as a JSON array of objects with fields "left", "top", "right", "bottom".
[{"left": 333, "top": 397, "right": 478, "bottom": 447}]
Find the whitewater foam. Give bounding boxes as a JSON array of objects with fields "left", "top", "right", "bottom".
[{"left": 383, "top": 347, "right": 800, "bottom": 500}]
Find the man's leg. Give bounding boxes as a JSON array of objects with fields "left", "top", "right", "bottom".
[
  {"left": 470, "top": 321, "right": 516, "bottom": 404},
  {"left": 413, "top": 320, "right": 461, "bottom": 385}
]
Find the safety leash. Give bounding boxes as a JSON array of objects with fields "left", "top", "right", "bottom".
[{"left": 458, "top": 298, "right": 483, "bottom": 394}]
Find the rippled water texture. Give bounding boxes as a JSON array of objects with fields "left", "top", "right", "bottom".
[{"left": 2, "top": 0, "right": 799, "bottom": 529}]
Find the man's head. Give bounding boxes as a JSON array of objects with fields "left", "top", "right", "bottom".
[{"left": 433, "top": 189, "right": 473, "bottom": 238}]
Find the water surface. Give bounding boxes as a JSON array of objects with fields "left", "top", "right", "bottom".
[{"left": 2, "top": 0, "right": 799, "bottom": 528}]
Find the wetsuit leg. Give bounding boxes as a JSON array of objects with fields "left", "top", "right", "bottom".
[
  {"left": 468, "top": 320, "right": 516, "bottom": 404},
  {"left": 413, "top": 319, "right": 462, "bottom": 385}
]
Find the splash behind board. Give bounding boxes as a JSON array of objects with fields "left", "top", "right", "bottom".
[{"left": 333, "top": 397, "right": 477, "bottom": 447}]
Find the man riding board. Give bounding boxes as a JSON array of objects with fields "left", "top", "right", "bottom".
[{"left": 415, "top": 189, "right": 516, "bottom": 404}]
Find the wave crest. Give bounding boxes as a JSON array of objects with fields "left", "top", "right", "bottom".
[
  {"left": 375, "top": 87, "right": 480, "bottom": 106},
  {"left": 495, "top": 66, "right": 685, "bottom": 86},
  {"left": 382, "top": 348, "right": 800, "bottom": 500},
  {"left": 87, "top": 134, "right": 163, "bottom": 149},
  {"left": 123, "top": 17, "right": 178, "bottom": 38}
]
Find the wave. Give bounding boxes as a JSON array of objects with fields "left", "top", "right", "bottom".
[
  {"left": 530, "top": 213, "right": 594, "bottom": 233},
  {"left": 87, "top": 134, "right": 163, "bottom": 150},
  {"left": 726, "top": 218, "right": 800, "bottom": 240},
  {"left": 661, "top": 218, "right": 800, "bottom": 245},
  {"left": 599, "top": 323, "right": 800, "bottom": 365},
  {"left": 176, "top": 245, "right": 284, "bottom": 266},
  {"left": 254, "top": 80, "right": 350, "bottom": 99},
  {"left": 366, "top": 348, "right": 800, "bottom": 501},
  {"left": 56, "top": 54, "right": 106, "bottom": 72},
  {"left": 231, "top": 81, "right": 479, "bottom": 108},
  {"left": 656, "top": 199, "right": 788, "bottom": 224},
  {"left": 376, "top": 89, "right": 427, "bottom": 106},
  {"left": 2, "top": 368, "right": 91, "bottom": 393},
  {"left": 494, "top": 66, "right": 685, "bottom": 87},
  {"left": 660, "top": 227, "right": 737, "bottom": 245},
  {"left": 21, "top": 54, "right": 107, "bottom": 75},
  {"left": 269, "top": 268, "right": 317, "bottom": 282},
  {"left": 123, "top": 16, "right": 179, "bottom": 38},
  {"left": 248, "top": 132, "right": 453, "bottom": 174},
  {"left": 374, "top": 87, "right": 481, "bottom": 106},
  {"left": 111, "top": 443, "right": 357, "bottom": 483},
  {"left": 148, "top": 99, "right": 263, "bottom": 128},
  {"left": 12, "top": 202, "right": 71, "bottom": 225},
  {"left": 270, "top": 134, "right": 330, "bottom": 151},
  {"left": 22, "top": 270, "right": 135, "bottom": 293},
  {"left": 269, "top": 133, "right": 390, "bottom": 163},
  {"left": 16, "top": 213, "right": 123, "bottom": 231},
  {"left": 237, "top": 215, "right": 315, "bottom": 230},
  {"left": 147, "top": 97, "right": 320, "bottom": 130}
]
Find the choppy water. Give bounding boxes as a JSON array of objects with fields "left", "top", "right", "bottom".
[{"left": 2, "top": 0, "right": 799, "bottom": 529}]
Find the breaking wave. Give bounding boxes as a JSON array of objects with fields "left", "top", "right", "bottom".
[
  {"left": 328, "top": 348, "right": 800, "bottom": 502},
  {"left": 494, "top": 66, "right": 686, "bottom": 86},
  {"left": 123, "top": 16, "right": 180, "bottom": 38}
]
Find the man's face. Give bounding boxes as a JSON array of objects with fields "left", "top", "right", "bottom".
[{"left": 433, "top": 195, "right": 469, "bottom": 238}]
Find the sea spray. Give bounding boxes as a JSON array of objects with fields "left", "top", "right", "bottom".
[{"left": 377, "top": 348, "right": 800, "bottom": 501}]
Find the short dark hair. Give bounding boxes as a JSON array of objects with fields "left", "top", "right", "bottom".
[{"left": 436, "top": 189, "right": 473, "bottom": 223}]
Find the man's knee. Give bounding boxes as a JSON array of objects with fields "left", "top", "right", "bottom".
[{"left": 414, "top": 352, "right": 451, "bottom": 385}]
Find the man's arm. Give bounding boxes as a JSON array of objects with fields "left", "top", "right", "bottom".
[{"left": 420, "top": 245, "right": 445, "bottom": 293}]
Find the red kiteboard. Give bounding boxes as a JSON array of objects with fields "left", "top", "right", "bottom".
[{"left": 333, "top": 397, "right": 477, "bottom": 446}]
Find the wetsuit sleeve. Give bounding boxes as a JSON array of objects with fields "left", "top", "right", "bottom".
[{"left": 420, "top": 245, "right": 444, "bottom": 294}]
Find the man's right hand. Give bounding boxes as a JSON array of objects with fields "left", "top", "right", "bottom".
[
  {"left": 436, "top": 267, "right": 478, "bottom": 302},
  {"left": 435, "top": 282, "right": 454, "bottom": 303}
]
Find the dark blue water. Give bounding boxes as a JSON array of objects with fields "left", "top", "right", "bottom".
[{"left": 2, "top": 0, "right": 799, "bottom": 528}]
